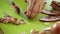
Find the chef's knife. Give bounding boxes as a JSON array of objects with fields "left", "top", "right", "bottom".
[{"left": 7, "top": 0, "right": 29, "bottom": 21}]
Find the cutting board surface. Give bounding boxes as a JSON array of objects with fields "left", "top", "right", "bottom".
[{"left": 0, "top": 0, "right": 60, "bottom": 34}]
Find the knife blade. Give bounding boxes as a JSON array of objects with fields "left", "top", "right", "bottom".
[
  {"left": 7, "top": 0, "right": 29, "bottom": 21},
  {"left": 20, "top": 8, "right": 29, "bottom": 21}
]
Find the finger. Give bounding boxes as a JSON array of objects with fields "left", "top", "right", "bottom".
[
  {"left": 27, "top": 0, "right": 36, "bottom": 10},
  {"left": 31, "top": 0, "right": 40, "bottom": 18},
  {"left": 25, "top": 10, "right": 31, "bottom": 18},
  {"left": 39, "top": 0, "right": 45, "bottom": 13},
  {"left": 26, "top": 0, "right": 36, "bottom": 18}
]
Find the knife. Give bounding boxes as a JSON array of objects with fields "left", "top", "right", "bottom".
[{"left": 7, "top": 0, "right": 29, "bottom": 21}]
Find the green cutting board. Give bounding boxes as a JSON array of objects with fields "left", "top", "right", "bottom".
[{"left": 0, "top": 0, "right": 60, "bottom": 34}]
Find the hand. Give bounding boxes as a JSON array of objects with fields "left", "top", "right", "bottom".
[
  {"left": 25, "top": 0, "right": 45, "bottom": 18},
  {"left": 25, "top": 0, "right": 36, "bottom": 18},
  {"left": 31, "top": 0, "right": 45, "bottom": 17}
]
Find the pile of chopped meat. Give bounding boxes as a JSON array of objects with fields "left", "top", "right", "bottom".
[
  {"left": 0, "top": 14, "right": 25, "bottom": 25},
  {"left": 40, "top": 1, "right": 60, "bottom": 22},
  {"left": 30, "top": 29, "right": 51, "bottom": 34}
]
